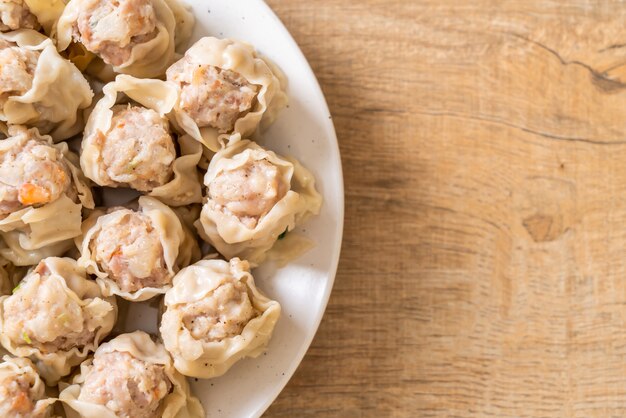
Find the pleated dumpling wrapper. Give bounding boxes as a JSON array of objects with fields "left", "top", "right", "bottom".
[
  {"left": 0, "top": 355, "right": 56, "bottom": 417},
  {"left": 166, "top": 36, "right": 288, "bottom": 151},
  {"left": 57, "top": 0, "right": 194, "bottom": 79},
  {"left": 160, "top": 257, "right": 281, "bottom": 378},
  {"left": 81, "top": 75, "right": 202, "bottom": 206},
  {"left": 197, "top": 140, "right": 322, "bottom": 265},
  {"left": 0, "top": 126, "right": 94, "bottom": 267},
  {"left": 0, "top": 257, "right": 117, "bottom": 385},
  {"left": 76, "top": 196, "right": 200, "bottom": 302},
  {"left": 0, "top": 29, "right": 93, "bottom": 140},
  {"left": 59, "top": 331, "right": 204, "bottom": 418}
]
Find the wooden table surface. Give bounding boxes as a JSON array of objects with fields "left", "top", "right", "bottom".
[{"left": 264, "top": 1, "right": 626, "bottom": 416}]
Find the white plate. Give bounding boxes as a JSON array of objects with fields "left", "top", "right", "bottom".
[{"left": 118, "top": 1, "right": 344, "bottom": 417}]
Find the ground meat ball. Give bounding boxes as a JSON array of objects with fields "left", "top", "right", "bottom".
[
  {"left": 167, "top": 59, "right": 259, "bottom": 133},
  {"left": 0, "top": 129, "right": 73, "bottom": 216},
  {"left": 2, "top": 262, "right": 97, "bottom": 354},
  {"left": 0, "top": 0, "right": 40, "bottom": 31},
  {"left": 79, "top": 351, "right": 171, "bottom": 418},
  {"left": 208, "top": 159, "right": 287, "bottom": 229},
  {"left": 73, "top": 0, "right": 157, "bottom": 66},
  {"left": 90, "top": 209, "right": 171, "bottom": 293},
  {"left": 96, "top": 105, "right": 175, "bottom": 191},
  {"left": 0, "top": 370, "right": 45, "bottom": 418},
  {"left": 180, "top": 276, "right": 257, "bottom": 342},
  {"left": 0, "top": 39, "right": 39, "bottom": 107}
]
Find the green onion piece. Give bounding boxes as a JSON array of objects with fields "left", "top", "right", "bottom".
[
  {"left": 278, "top": 229, "right": 288, "bottom": 240},
  {"left": 22, "top": 331, "right": 31, "bottom": 344},
  {"left": 12, "top": 283, "right": 21, "bottom": 294}
]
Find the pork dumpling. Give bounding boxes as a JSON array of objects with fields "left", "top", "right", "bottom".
[
  {"left": 0, "top": 0, "right": 65, "bottom": 34},
  {"left": 0, "top": 126, "right": 94, "bottom": 266},
  {"left": 0, "top": 30, "right": 93, "bottom": 141},
  {"left": 166, "top": 37, "right": 287, "bottom": 151},
  {"left": 197, "top": 140, "right": 322, "bottom": 265},
  {"left": 88, "top": 104, "right": 176, "bottom": 191},
  {"left": 81, "top": 75, "right": 202, "bottom": 206},
  {"left": 0, "top": 355, "right": 55, "bottom": 418},
  {"left": 160, "top": 258, "right": 280, "bottom": 378},
  {"left": 0, "top": 257, "right": 117, "bottom": 385},
  {"left": 0, "top": 0, "right": 40, "bottom": 31},
  {"left": 57, "top": 0, "right": 191, "bottom": 78},
  {"left": 77, "top": 196, "right": 199, "bottom": 301},
  {"left": 59, "top": 331, "right": 204, "bottom": 418}
]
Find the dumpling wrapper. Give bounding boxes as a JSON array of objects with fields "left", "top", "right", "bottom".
[{"left": 24, "top": 0, "right": 66, "bottom": 35}]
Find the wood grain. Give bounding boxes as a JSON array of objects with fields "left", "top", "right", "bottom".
[{"left": 263, "top": 1, "right": 626, "bottom": 416}]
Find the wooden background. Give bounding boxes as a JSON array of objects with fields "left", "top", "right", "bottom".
[{"left": 264, "top": 1, "right": 626, "bottom": 416}]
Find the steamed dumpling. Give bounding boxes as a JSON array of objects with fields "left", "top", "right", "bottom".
[
  {"left": 72, "top": 0, "right": 159, "bottom": 67},
  {"left": 171, "top": 61, "right": 259, "bottom": 134},
  {"left": 0, "top": 29, "right": 93, "bottom": 140},
  {"left": 57, "top": 0, "right": 192, "bottom": 78},
  {"left": 0, "top": 257, "right": 117, "bottom": 385},
  {"left": 197, "top": 140, "right": 322, "bottom": 265},
  {"left": 59, "top": 331, "right": 204, "bottom": 418},
  {"left": 88, "top": 208, "right": 172, "bottom": 292},
  {"left": 160, "top": 258, "right": 280, "bottom": 378},
  {"left": 166, "top": 37, "right": 287, "bottom": 151},
  {"left": 0, "top": 355, "right": 55, "bottom": 417},
  {"left": 0, "top": 126, "right": 94, "bottom": 266},
  {"left": 0, "top": 0, "right": 39, "bottom": 31},
  {"left": 81, "top": 75, "right": 202, "bottom": 206},
  {"left": 87, "top": 104, "right": 176, "bottom": 191},
  {"left": 0, "top": 126, "right": 75, "bottom": 216},
  {"left": 77, "top": 196, "right": 199, "bottom": 301},
  {"left": 0, "top": 0, "right": 65, "bottom": 34}
]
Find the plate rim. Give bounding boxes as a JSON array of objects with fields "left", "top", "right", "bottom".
[{"left": 249, "top": 2, "right": 344, "bottom": 416}]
